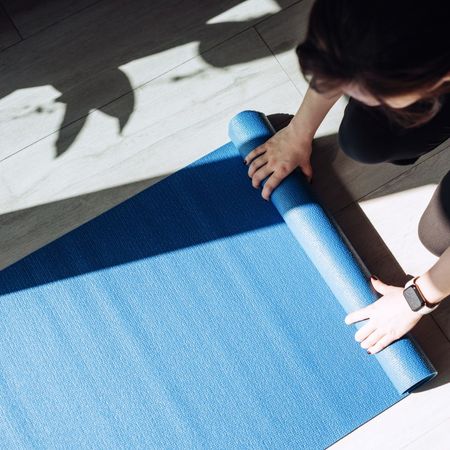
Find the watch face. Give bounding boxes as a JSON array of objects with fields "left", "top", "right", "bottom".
[{"left": 403, "top": 285, "right": 425, "bottom": 312}]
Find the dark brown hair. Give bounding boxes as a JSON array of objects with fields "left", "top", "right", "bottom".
[{"left": 296, "top": 0, "right": 450, "bottom": 127}]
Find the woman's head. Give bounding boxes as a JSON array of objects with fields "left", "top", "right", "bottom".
[{"left": 296, "top": 0, "right": 450, "bottom": 127}]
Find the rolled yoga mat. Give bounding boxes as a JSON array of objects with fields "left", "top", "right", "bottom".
[
  {"left": 229, "top": 110, "right": 437, "bottom": 396},
  {"left": 0, "top": 111, "right": 436, "bottom": 449}
]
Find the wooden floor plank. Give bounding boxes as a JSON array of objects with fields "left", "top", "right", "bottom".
[
  {"left": 1, "top": 0, "right": 100, "bottom": 38},
  {"left": 433, "top": 301, "right": 450, "bottom": 345},
  {"left": 256, "top": 0, "right": 313, "bottom": 94},
  {"left": 0, "top": 0, "right": 296, "bottom": 161},
  {"left": 303, "top": 134, "right": 448, "bottom": 220},
  {"left": 0, "top": 28, "right": 302, "bottom": 269},
  {"left": 402, "top": 419, "right": 450, "bottom": 450},
  {"left": 0, "top": 5, "right": 21, "bottom": 50}
]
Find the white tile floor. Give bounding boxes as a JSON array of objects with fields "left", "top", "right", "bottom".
[{"left": 0, "top": 0, "right": 449, "bottom": 446}]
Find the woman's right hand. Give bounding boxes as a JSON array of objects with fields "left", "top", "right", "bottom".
[{"left": 244, "top": 123, "right": 313, "bottom": 200}]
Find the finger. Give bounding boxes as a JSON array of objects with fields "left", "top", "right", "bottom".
[
  {"left": 261, "top": 171, "right": 285, "bottom": 200},
  {"left": 370, "top": 277, "right": 393, "bottom": 296},
  {"left": 360, "top": 330, "right": 384, "bottom": 349},
  {"left": 252, "top": 165, "right": 273, "bottom": 189},
  {"left": 354, "top": 322, "right": 377, "bottom": 343},
  {"left": 300, "top": 161, "right": 313, "bottom": 182},
  {"left": 344, "top": 306, "right": 372, "bottom": 325},
  {"left": 248, "top": 154, "right": 268, "bottom": 177},
  {"left": 244, "top": 145, "right": 266, "bottom": 165},
  {"left": 367, "top": 335, "right": 393, "bottom": 354}
]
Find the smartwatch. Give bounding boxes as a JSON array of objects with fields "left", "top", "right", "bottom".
[{"left": 403, "top": 276, "right": 440, "bottom": 315}]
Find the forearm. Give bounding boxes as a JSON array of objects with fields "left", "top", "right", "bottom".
[
  {"left": 416, "top": 246, "right": 450, "bottom": 304},
  {"left": 288, "top": 86, "right": 341, "bottom": 142}
]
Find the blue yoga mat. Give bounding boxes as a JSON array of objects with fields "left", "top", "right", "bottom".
[{"left": 0, "top": 111, "right": 436, "bottom": 449}]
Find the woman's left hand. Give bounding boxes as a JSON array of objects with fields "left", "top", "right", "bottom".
[{"left": 344, "top": 276, "right": 423, "bottom": 354}]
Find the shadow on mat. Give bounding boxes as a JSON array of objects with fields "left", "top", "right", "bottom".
[
  {"left": 0, "top": 149, "right": 288, "bottom": 295},
  {"left": 0, "top": 113, "right": 432, "bottom": 293},
  {"left": 0, "top": 113, "right": 398, "bottom": 294},
  {"left": 1, "top": 113, "right": 448, "bottom": 392}
]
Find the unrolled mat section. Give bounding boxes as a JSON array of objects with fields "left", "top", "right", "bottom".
[
  {"left": 229, "top": 110, "right": 437, "bottom": 395},
  {"left": 0, "top": 110, "right": 437, "bottom": 449}
]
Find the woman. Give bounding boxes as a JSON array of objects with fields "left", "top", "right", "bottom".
[{"left": 245, "top": 0, "right": 450, "bottom": 354}]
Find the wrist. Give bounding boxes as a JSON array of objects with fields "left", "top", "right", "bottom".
[
  {"left": 413, "top": 273, "right": 448, "bottom": 305},
  {"left": 286, "top": 120, "right": 314, "bottom": 145}
]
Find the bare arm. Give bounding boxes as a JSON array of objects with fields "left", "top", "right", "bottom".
[{"left": 288, "top": 86, "right": 342, "bottom": 143}]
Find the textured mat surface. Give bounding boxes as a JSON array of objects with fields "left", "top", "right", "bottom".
[
  {"left": 0, "top": 112, "right": 436, "bottom": 449},
  {"left": 229, "top": 111, "right": 437, "bottom": 396}
]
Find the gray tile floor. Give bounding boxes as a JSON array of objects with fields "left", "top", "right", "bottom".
[
  {"left": 0, "top": 4, "right": 21, "bottom": 50},
  {"left": 0, "top": 0, "right": 449, "bottom": 446}
]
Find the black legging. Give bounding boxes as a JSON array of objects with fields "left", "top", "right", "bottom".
[{"left": 338, "top": 95, "right": 450, "bottom": 257}]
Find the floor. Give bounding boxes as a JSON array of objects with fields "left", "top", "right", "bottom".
[{"left": 0, "top": 0, "right": 449, "bottom": 447}]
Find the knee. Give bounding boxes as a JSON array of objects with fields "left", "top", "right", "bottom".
[
  {"left": 418, "top": 219, "right": 440, "bottom": 256},
  {"left": 418, "top": 171, "right": 450, "bottom": 257},
  {"left": 338, "top": 118, "right": 389, "bottom": 164}
]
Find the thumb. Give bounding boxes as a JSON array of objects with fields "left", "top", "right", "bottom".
[
  {"left": 300, "top": 160, "right": 313, "bottom": 183},
  {"left": 370, "top": 276, "right": 392, "bottom": 295}
]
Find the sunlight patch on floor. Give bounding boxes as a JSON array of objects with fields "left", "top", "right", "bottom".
[
  {"left": 119, "top": 42, "right": 200, "bottom": 89},
  {"left": 0, "top": 86, "right": 65, "bottom": 161},
  {"left": 206, "top": 0, "right": 280, "bottom": 24},
  {"left": 360, "top": 184, "right": 439, "bottom": 275}
]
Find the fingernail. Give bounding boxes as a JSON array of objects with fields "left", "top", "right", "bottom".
[{"left": 371, "top": 275, "right": 379, "bottom": 280}]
